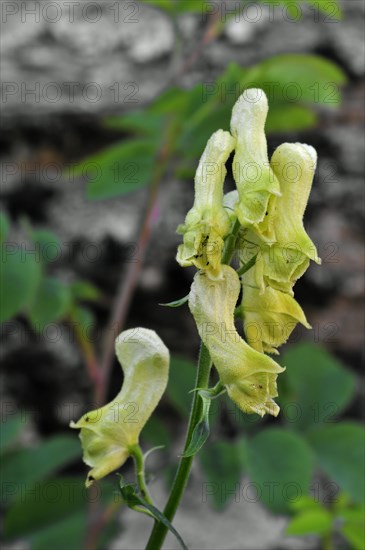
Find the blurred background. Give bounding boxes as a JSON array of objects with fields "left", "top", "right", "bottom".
[{"left": 1, "top": 1, "right": 364, "bottom": 549}]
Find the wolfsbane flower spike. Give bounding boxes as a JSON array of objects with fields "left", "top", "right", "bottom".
[
  {"left": 241, "top": 264, "right": 311, "bottom": 355},
  {"left": 70, "top": 328, "right": 169, "bottom": 487},
  {"left": 230, "top": 88, "right": 280, "bottom": 238},
  {"left": 176, "top": 129, "right": 235, "bottom": 279},
  {"left": 188, "top": 265, "right": 285, "bottom": 417}
]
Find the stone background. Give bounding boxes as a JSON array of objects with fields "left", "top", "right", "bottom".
[{"left": 0, "top": 1, "right": 364, "bottom": 549}]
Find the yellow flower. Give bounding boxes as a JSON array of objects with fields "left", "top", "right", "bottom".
[
  {"left": 241, "top": 264, "right": 311, "bottom": 354},
  {"left": 262, "top": 142, "right": 321, "bottom": 290},
  {"left": 188, "top": 265, "right": 284, "bottom": 417},
  {"left": 177, "top": 129, "right": 235, "bottom": 278},
  {"left": 230, "top": 89, "right": 280, "bottom": 240},
  {"left": 70, "top": 328, "right": 169, "bottom": 486}
]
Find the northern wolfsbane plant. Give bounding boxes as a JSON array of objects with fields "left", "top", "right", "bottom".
[{"left": 71, "top": 87, "right": 321, "bottom": 550}]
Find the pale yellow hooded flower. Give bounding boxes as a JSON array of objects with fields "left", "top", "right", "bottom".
[
  {"left": 230, "top": 88, "right": 280, "bottom": 241},
  {"left": 70, "top": 328, "right": 169, "bottom": 487},
  {"left": 241, "top": 264, "right": 311, "bottom": 354},
  {"left": 177, "top": 129, "right": 235, "bottom": 278},
  {"left": 188, "top": 265, "right": 285, "bottom": 417}
]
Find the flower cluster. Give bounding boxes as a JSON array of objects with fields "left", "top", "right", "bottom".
[{"left": 178, "top": 88, "right": 320, "bottom": 416}]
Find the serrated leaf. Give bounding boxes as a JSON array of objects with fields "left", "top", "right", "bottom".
[
  {"left": 28, "top": 277, "right": 72, "bottom": 330},
  {"left": 0, "top": 246, "right": 42, "bottom": 322},
  {"left": 307, "top": 422, "right": 365, "bottom": 504},
  {"left": 286, "top": 509, "right": 332, "bottom": 535},
  {"left": 279, "top": 344, "right": 355, "bottom": 430},
  {"left": 246, "top": 428, "right": 314, "bottom": 513}
]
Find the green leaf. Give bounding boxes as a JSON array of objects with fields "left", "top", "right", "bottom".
[
  {"left": 306, "top": 0, "right": 342, "bottom": 20},
  {"left": 73, "top": 140, "right": 157, "bottom": 200},
  {"left": 286, "top": 509, "right": 332, "bottom": 536},
  {"left": 199, "top": 440, "right": 245, "bottom": 510},
  {"left": 159, "top": 294, "right": 188, "bottom": 308},
  {"left": 1, "top": 436, "right": 81, "bottom": 500},
  {"left": 104, "top": 111, "right": 163, "bottom": 137},
  {"left": 167, "top": 357, "right": 196, "bottom": 416},
  {"left": 120, "top": 480, "right": 188, "bottom": 549},
  {"left": 0, "top": 415, "right": 24, "bottom": 455},
  {"left": 266, "top": 104, "right": 317, "bottom": 133},
  {"left": 70, "top": 280, "right": 101, "bottom": 302},
  {"left": 182, "top": 396, "right": 211, "bottom": 457},
  {"left": 0, "top": 245, "right": 42, "bottom": 323},
  {"left": 0, "top": 210, "right": 10, "bottom": 242},
  {"left": 28, "top": 277, "right": 72, "bottom": 330},
  {"left": 341, "top": 523, "right": 365, "bottom": 550},
  {"left": 246, "top": 428, "right": 314, "bottom": 513},
  {"left": 31, "top": 230, "right": 61, "bottom": 263},
  {"left": 4, "top": 477, "right": 118, "bottom": 550},
  {"left": 307, "top": 422, "right": 365, "bottom": 504},
  {"left": 142, "top": 415, "right": 172, "bottom": 448},
  {"left": 244, "top": 54, "right": 346, "bottom": 108},
  {"left": 279, "top": 344, "right": 355, "bottom": 430},
  {"left": 237, "top": 253, "right": 258, "bottom": 276}
]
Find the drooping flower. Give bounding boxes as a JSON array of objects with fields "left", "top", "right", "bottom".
[
  {"left": 188, "top": 264, "right": 285, "bottom": 417},
  {"left": 230, "top": 88, "right": 281, "bottom": 240},
  {"left": 241, "top": 264, "right": 311, "bottom": 354},
  {"left": 176, "top": 129, "right": 235, "bottom": 278},
  {"left": 70, "top": 328, "right": 169, "bottom": 486},
  {"left": 259, "top": 142, "right": 321, "bottom": 292}
]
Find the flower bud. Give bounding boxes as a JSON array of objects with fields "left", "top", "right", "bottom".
[
  {"left": 70, "top": 328, "right": 169, "bottom": 486},
  {"left": 230, "top": 89, "right": 280, "bottom": 238},
  {"left": 176, "top": 129, "right": 235, "bottom": 278},
  {"left": 188, "top": 265, "right": 284, "bottom": 417}
]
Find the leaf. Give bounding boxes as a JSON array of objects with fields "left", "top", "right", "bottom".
[
  {"left": 1, "top": 436, "right": 81, "bottom": 501},
  {"left": 70, "top": 280, "right": 101, "bottom": 302},
  {"left": 244, "top": 54, "right": 346, "bottom": 108},
  {"left": 142, "top": 415, "right": 172, "bottom": 448},
  {"left": 167, "top": 357, "right": 196, "bottom": 416},
  {"left": 159, "top": 295, "right": 188, "bottom": 308},
  {"left": 73, "top": 140, "right": 157, "bottom": 200},
  {"left": 199, "top": 440, "right": 245, "bottom": 509},
  {"left": 120, "top": 480, "right": 188, "bottom": 549},
  {"left": 31, "top": 230, "right": 61, "bottom": 263},
  {"left": 0, "top": 415, "right": 24, "bottom": 455},
  {"left": 0, "top": 245, "right": 42, "bottom": 323},
  {"left": 237, "top": 254, "right": 258, "bottom": 276},
  {"left": 246, "top": 428, "right": 314, "bottom": 513},
  {"left": 3, "top": 477, "right": 118, "bottom": 550},
  {"left": 28, "top": 277, "right": 72, "bottom": 331},
  {"left": 279, "top": 344, "right": 356, "bottom": 430},
  {"left": 307, "top": 422, "right": 365, "bottom": 504},
  {"left": 182, "top": 398, "right": 211, "bottom": 457},
  {"left": 0, "top": 210, "right": 10, "bottom": 242},
  {"left": 286, "top": 509, "right": 332, "bottom": 536},
  {"left": 266, "top": 105, "right": 317, "bottom": 133},
  {"left": 104, "top": 111, "right": 163, "bottom": 136},
  {"left": 306, "top": 0, "right": 342, "bottom": 19}
]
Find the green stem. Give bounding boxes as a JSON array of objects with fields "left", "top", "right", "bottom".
[
  {"left": 130, "top": 445, "right": 154, "bottom": 506},
  {"left": 145, "top": 220, "right": 241, "bottom": 549},
  {"left": 146, "top": 343, "right": 212, "bottom": 550}
]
